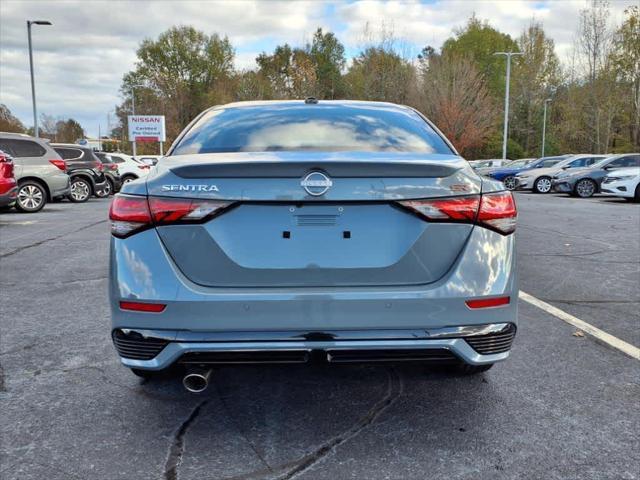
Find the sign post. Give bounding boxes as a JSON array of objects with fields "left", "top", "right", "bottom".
[{"left": 127, "top": 115, "right": 166, "bottom": 157}]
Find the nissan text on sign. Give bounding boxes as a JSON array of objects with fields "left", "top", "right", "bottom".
[{"left": 128, "top": 115, "right": 166, "bottom": 142}]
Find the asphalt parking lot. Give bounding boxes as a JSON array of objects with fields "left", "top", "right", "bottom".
[{"left": 1, "top": 193, "right": 638, "bottom": 480}]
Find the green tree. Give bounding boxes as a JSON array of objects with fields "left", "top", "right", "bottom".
[
  {"left": 441, "top": 16, "right": 519, "bottom": 97},
  {"left": 612, "top": 6, "right": 640, "bottom": 149},
  {"left": 118, "top": 26, "right": 235, "bottom": 144},
  {"left": 55, "top": 118, "right": 85, "bottom": 143},
  {"left": 256, "top": 44, "right": 317, "bottom": 99},
  {"left": 511, "top": 21, "right": 561, "bottom": 156},
  {"left": 306, "top": 28, "right": 346, "bottom": 99},
  {"left": 0, "top": 104, "right": 25, "bottom": 133},
  {"left": 345, "top": 46, "right": 415, "bottom": 104}
]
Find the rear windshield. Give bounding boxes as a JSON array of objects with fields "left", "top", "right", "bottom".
[{"left": 171, "top": 103, "right": 454, "bottom": 155}]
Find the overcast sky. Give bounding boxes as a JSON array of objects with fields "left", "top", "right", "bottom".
[{"left": 0, "top": 0, "right": 632, "bottom": 137}]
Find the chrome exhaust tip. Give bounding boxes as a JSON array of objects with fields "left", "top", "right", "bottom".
[{"left": 182, "top": 369, "right": 212, "bottom": 393}]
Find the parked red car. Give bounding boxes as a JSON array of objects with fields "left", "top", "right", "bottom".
[{"left": 0, "top": 149, "right": 18, "bottom": 208}]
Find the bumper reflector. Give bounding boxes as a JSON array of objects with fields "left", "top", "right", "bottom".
[
  {"left": 465, "top": 296, "right": 510, "bottom": 309},
  {"left": 119, "top": 301, "right": 166, "bottom": 313}
]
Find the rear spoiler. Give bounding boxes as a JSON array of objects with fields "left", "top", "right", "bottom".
[{"left": 170, "top": 160, "right": 463, "bottom": 179}]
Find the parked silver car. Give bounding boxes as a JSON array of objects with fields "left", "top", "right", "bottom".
[
  {"left": 0, "top": 132, "right": 70, "bottom": 212},
  {"left": 514, "top": 154, "right": 606, "bottom": 193},
  {"left": 108, "top": 100, "right": 519, "bottom": 391}
]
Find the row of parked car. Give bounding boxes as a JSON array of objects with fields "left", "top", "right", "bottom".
[
  {"left": 0, "top": 132, "right": 159, "bottom": 213},
  {"left": 470, "top": 153, "right": 640, "bottom": 201}
]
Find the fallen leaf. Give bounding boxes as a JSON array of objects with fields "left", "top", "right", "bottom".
[{"left": 573, "top": 330, "right": 585, "bottom": 337}]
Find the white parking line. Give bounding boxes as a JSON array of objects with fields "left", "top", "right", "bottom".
[{"left": 519, "top": 291, "right": 640, "bottom": 360}]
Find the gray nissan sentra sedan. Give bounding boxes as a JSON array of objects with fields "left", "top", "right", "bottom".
[{"left": 109, "top": 100, "right": 518, "bottom": 392}]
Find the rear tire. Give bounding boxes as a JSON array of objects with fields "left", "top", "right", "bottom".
[
  {"left": 574, "top": 178, "right": 597, "bottom": 198},
  {"left": 68, "top": 178, "right": 91, "bottom": 203},
  {"left": 457, "top": 363, "right": 494, "bottom": 375},
  {"left": 15, "top": 180, "right": 47, "bottom": 213},
  {"left": 533, "top": 176, "right": 552, "bottom": 193},
  {"left": 121, "top": 174, "right": 137, "bottom": 184},
  {"left": 96, "top": 178, "right": 113, "bottom": 198},
  {"left": 502, "top": 175, "right": 517, "bottom": 190},
  {"left": 634, "top": 184, "right": 640, "bottom": 203}
]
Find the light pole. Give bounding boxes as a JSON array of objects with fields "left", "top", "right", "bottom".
[
  {"left": 494, "top": 51, "right": 523, "bottom": 160},
  {"left": 129, "top": 84, "right": 145, "bottom": 156},
  {"left": 541, "top": 98, "right": 552, "bottom": 157},
  {"left": 27, "top": 20, "right": 52, "bottom": 137}
]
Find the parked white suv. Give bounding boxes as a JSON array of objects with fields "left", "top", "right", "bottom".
[{"left": 107, "top": 153, "right": 150, "bottom": 184}]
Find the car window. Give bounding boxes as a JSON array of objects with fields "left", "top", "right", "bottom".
[
  {"left": 540, "top": 159, "right": 561, "bottom": 168},
  {"left": 568, "top": 158, "right": 585, "bottom": 167},
  {"left": 0, "top": 139, "right": 46, "bottom": 157},
  {"left": 55, "top": 147, "right": 84, "bottom": 160},
  {"left": 172, "top": 104, "right": 455, "bottom": 155},
  {"left": 584, "top": 157, "right": 600, "bottom": 166},
  {"left": 606, "top": 156, "right": 639, "bottom": 168},
  {"left": 96, "top": 153, "right": 113, "bottom": 163},
  {"left": 110, "top": 155, "right": 125, "bottom": 163}
]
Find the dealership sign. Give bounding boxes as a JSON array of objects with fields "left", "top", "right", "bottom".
[{"left": 128, "top": 115, "right": 166, "bottom": 142}]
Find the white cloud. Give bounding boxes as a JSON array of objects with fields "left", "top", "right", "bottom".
[{"left": 0, "top": 0, "right": 634, "bottom": 136}]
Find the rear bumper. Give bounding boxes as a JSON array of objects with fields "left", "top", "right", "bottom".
[
  {"left": 113, "top": 323, "right": 516, "bottom": 370},
  {"left": 514, "top": 178, "right": 532, "bottom": 190},
  {"left": 552, "top": 180, "right": 573, "bottom": 193},
  {"left": 0, "top": 186, "right": 17, "bottom": 207}
]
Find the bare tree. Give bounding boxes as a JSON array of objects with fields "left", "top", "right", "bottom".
[{"left": 416, "top": 54, "right": 498, "bottom": 156}]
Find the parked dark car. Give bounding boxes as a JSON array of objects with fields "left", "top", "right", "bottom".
[
  {"left": 552, "top": 153, "right": 640, "bottom": 198},
  {"left": 52, "top": 144, "right": 109, "bottom": 202},
  {"left": 95, "top": 152, "right": 122, "bottom": 196},
  {"left": 0, "top": 149, "right": 18, "bottom": 208}
]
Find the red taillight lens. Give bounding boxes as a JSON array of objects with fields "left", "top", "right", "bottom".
[
  {"left": 398, "top": 191, "right": 516, "bottom": 235},
  {"left": 477, "top": 191, "right": 517, "bottom": 235},
  {"left": 109, "top": 195, "right": 232, "bottom": 238},
  {"left": 148, "top": 197, "right": 231, "bottom": 224},
  {"left": 465, "top": 296, "right": 510, "bottom": 309},
  {"left": 49, "top": 159, "right": 66, "bottom": 172},
  {"left": 138, "top": 165, "right": 150, "bottom": 170},
  {"left": 109, "top": 195, "right": 152, "bottom": 238},
  {"left": 399, "top": 195, "right": 480, "bottom": 222},
  {"left": 97, "top": 162, "right": 104, "bottom": 172},
  {"left": 119, "top": 301, "right": 166, "bottom": 313}
]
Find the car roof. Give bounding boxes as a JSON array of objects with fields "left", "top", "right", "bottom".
[
  {"left": 206, "top": 99, "right": 416, "bottom": 113},
  {"left": 0, "top": 131, "right": 44, "bottom": 140}
]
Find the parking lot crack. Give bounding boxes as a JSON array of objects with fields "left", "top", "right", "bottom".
[
  {"left": 164, "top": 400, "right": 209, "bottom": 480},
  {"left": 0, "top": 219, "right": 106, "bottom": 258},
  {"left": 270, "top": 368, "right": 404, "bottom": 480},
  {"left": 214, "top": 379, "right": 273, "bottom": 473}
]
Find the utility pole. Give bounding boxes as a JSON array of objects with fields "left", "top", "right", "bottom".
[
  {"left": 494, "top": 51, "right": 523, "bottom": 160},
  {"left": 27, "top": 20, "right": 52, "bottom": 137},
  {"left": 541, "top": 98, "right": 552, "bottom": 157}
]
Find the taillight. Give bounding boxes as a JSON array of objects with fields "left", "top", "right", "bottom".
[
  {"left": 398, "top": 191, "right": 517, "bottom": 235},
  {"left": 477, "top": 191, "right": 517, "bottom": 234},
  {"left": 109, "top": 195, "right": 152, "bottom": 238},
  {"left": 138, "top": 165, "right": 150, "bottom": 170},
  {"left": 149, "top": 197, "right": 231, "bottom": 224},
  {"left": 109, "top": 195, "right": 232, "bottom": 238},
  {"left": 49, "top": 159, "right": 66, "bottom": 172},
  {"left": 399, "top": 196, "right": 480, "bottom": 222},
  {"left": 109, "top": 164, "right": 118, "bottom": 171},
  {"left": 0, "top": 153, "right": 14, "bottom": 178},
  {"left": 97, "top": 162, "right": 104, "bottom": 172}
]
